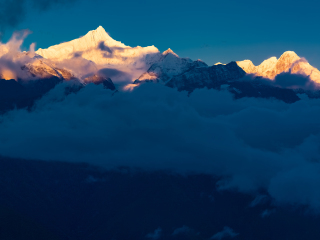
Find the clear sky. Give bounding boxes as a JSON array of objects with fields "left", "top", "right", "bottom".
[{"left": 2, "top": 0, "right": 320, "bottom": 67}]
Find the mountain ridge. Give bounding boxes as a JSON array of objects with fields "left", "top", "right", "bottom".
[
  {"left": 136, "top": 48, "right": 207, "bottom": 84},
  {"left": 237, "top": 51, "right": 320, "bottom": 83},
  {"left": 1, "top": 26, "right": 320, "bottom": 109}
]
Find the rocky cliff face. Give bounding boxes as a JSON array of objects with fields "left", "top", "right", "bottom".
[
  {"left": 136, "top": 49, "right": 208, "bottom": 83},
  {"left": 166, "top": 61, "right": 246, "bottom": 92},
  {"left": 83, "top": 74, "right": 116, "bottom": 90},
  {"left": 0, "top": 50, "right": 75, "bottom": 81},
  {"left": 135, "top": 53, "right": 302, "bottom": 103},
  {"left": 237, "top": 51, "right": 320, "bottom": 83},
  {"left": 22, "top": 57, "right": 75, "bottom": 80}
]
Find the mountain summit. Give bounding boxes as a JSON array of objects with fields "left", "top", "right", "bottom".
[
  {"left": 137, "top": 49, "right": 207, "bottom": 83},
  {"left": 237, "top": 51, "right": 320, "bottom": 82},
  {"left": 163, "top": 48, "right": 178, "bottom": 57},
  {"left": 36, "top": 26, "right": 161, "bottom": 78},
  {"left": 36, "top": 26, "right": 127, "bottom": 61}
]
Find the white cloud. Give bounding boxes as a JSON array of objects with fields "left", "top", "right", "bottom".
[{"left": 1, "top": 82, "right": 320, "bottom": 211}]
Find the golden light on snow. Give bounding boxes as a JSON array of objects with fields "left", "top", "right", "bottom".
[
  {"left": 236, "top": 51, "right": 320, "bottom": 84},
  {"left": 123, "top": 83, "right": 138, "bottom": 91}
]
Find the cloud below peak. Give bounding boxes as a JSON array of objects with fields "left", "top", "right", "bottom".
[{"left": 0, "top": 82, "right": 320, "bottom": 211}]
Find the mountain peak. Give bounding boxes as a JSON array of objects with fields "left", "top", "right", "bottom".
[
  {"left": 36, "top": 26, "right": 127, "bottom": 62},
  {"left": 85, "top": 25, "right": 111, "bottom": 41},
  {"left": 97, "top": 25, "right": 105, "bottom": 31},
  {"left": 236, "top": 50, "right": 320, "bottom": 83},
  {"left": 237, "top": 59, "right": 253, "bottom": 64},
  {"left": 278, "top": 51, "right": 300, "bottom": 62},
  {"left": 262, "top": 56, "right": 277, "bottom": 63},
  {"left": 258, "top": 57, "right": 277, "bottom": 69},
  {"left": 163, "top": 48, "right": 178, "bottom": 57},
  {"left": 281, "top": 51, "right": 298, "bottom": 56},
  {"left": 91, "top": 26, "right": 108, "bottom": 36},
  {"left": 236, "top": 60, "right": 256, "bottom": 74}
]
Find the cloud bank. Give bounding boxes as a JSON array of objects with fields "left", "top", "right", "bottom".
[
  {"left": 1, "top": 73, "right": 320, "bottom": 210},
  {"left": 239, "top": 72, "right": 319, "bottom": 91}
]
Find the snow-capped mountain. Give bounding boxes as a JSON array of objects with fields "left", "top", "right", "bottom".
[
  {"left": 166, "top": 61, "right": 246, "bottom": 91},
  {"left": 0, "top": 49, "right": 75, "bottom": 81},
  {"left": 136, "top": 48, "right": 208, "bottom": 83},
  {"left": 131, "top": 48, "right": 313, "bottom": 103},
  {"left": 2, "top": 25, "right": 320, "bottom": 111},
  {"left": 36, "top": 26, "right": 161, "bottom": 80},
  {"left": 237, "top": 51, "right": 320, "bottom": 83},
  {"left": 22, "top": 57, "right": 75, "bottom": 81},
  {"left": 162, "top": 60, "right": 303, "bottom": 103},
  {"left": 0, "top": 46, "right": 117, "bottom": 113}
]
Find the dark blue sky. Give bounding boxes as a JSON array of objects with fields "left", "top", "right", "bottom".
[{"left": 2, "top": 0, "right": 320, "bottom": 67}]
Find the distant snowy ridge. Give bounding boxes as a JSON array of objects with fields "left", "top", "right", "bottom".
[
  {"left": 35, "top": 27, "right": 320, "bottom": 86},
  {"left": 22, "top": 57, "right": 75, "bottom": 80},
  {"left": 137, "top": 48, "right": 208, "bottom": 83},
  {"left": 237, "top": 51, "right": 320, "bottom": 83},
  {"left": 166, "top": 61, "right": 246, "bottom": 91}
]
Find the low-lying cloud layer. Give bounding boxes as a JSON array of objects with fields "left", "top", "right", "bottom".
[
  {"left": 1, "top": 82, "right": 320, "bottom": 211},
  {"left": 239, "top": 72, "right": 319, "bottom": 91}
]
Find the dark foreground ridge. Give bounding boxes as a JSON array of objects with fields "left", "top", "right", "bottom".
[
  {"left": 0, "top": 75, "right": 116, "bottom": 113},
  {"left": 0, "top": 78, "right": 62, "bottom": 113},
  {"left": 0, "top": 156, "right": 320, "bottom": 240}
]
